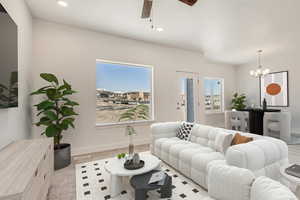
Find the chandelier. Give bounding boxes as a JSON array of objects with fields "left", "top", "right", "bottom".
[{"left": 249, "top": 50, "right": 270, "bottom": 77}]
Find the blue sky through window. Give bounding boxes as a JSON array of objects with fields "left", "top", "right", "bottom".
[
  {"left": 204, "top": 79, "right": 221, "bottom": 95},
  {"left": 96, "top": 62, "right": 151, "bottom": 92}
]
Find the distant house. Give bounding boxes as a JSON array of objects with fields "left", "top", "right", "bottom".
[
  {"left": 123, "top": 91, "right": 150, "bottom": 102},
  {"left": 97, "top": 89, "right": 150, "bottom": 103}
]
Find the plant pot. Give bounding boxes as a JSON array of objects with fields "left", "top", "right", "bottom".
[{"left": 54, "top": 143, "right": 71, "bottom": 170}]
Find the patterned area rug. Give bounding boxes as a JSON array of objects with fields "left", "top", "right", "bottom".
[{"left": 75, "top": 153, "right": 212, "bottom": 200}]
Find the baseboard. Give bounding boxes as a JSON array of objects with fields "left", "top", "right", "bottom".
[{"left": 71, "top": 138, "right": 151, "bottom": 156}]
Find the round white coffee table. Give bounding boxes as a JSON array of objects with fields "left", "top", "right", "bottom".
[
  {"left": 280, "top": 164, "right": 300, "bottom": 197},
  {"left": 105, "top": 154, "right": 161, "bottom": 197}
]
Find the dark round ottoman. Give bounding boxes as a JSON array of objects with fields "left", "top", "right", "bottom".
[{"left": 130, "top": 170, "right": 172, "bottom": 200}]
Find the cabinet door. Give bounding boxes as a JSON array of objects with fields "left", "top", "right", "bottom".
[{"left": 22, "top": 170, "right": 42, "bottom": 200}]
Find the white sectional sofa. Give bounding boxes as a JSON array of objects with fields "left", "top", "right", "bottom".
[
  {"left": 207, "top": 164, "right": 297, "bottom": 200},
  {"left": 151, "top": 122, "right": 289, "bottom": 189}
]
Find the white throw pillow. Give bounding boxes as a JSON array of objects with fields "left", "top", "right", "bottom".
[{"left": 215, "top": 132, "right": 234, "bottom": 153}]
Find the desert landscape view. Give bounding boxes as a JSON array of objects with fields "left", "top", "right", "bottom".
[{"left": 96, "top": 89, "right": 150, "bottom": 124}]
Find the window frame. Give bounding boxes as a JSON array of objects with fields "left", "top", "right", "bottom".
[
  {"left": 204, "top": 77, "right": 224, "bottom": 114},
  {"left": 95, "top": 59, "right": 155, "bottom": 127}
]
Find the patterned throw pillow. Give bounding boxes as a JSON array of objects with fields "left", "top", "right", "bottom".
[{"left": 176, "top": 122, "right": 194, "bottom": 141}]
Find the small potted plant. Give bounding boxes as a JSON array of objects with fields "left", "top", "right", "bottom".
[
  {"left": 231, "top": 93, "right": 247, "bottom": 110},
  {"left": 31, "top": 73, "right": 79, "bottom": 170},
  {"left": 119, "top": 104, "right": 149, "bottom": 156}
]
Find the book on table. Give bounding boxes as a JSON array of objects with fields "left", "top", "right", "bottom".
[
  {"left": 148, "top": 171, "right": 166, "bottom": 185},
  {"left": 286, "top": 164, "right": 300, "bottom": 178}
]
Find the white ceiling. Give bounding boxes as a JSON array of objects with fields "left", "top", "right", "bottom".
[{"left": 25, "top": 0, "right": 300, "bottom": 65}]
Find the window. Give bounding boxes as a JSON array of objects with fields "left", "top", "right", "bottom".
[
  {"left": 96, "top": 60, "right": 153, "bottom": 125},
  {"left": 204, "top": 78, "right": 224, "bottom": 113}
]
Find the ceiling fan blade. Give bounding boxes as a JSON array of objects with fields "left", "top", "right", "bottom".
[
  {"left": 178, "top": 0, "right": 198, "bottom": 6},
  {"left": 141, "top": 0, "right": 153, "bottom": 19}
]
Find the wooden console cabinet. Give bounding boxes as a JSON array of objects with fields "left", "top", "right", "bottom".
[{"left": 0, "top": 138, "right": 54, "bottom": 200}]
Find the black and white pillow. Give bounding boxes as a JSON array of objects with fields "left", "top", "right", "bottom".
[{"left": 176, "top": 122, "right": 194, "bottom": 141}]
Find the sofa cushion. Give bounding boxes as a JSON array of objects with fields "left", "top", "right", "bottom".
[
  {"left": 208, "top": 164, "right": 255, "bottom": 200},
  {"left": 160, "top": 138, "right": 188, "bottom": 162},
  {"left": 176, "top": 122, "right": 194, "bottom": 140},
  {"left": 153, "top": 137, "right": 181, "bottom": 157},
  {"left": 251, "top": 176, "right": 297, "bottom": 200},
  {"left": 231, "top": 133, "right": 253, "bottom": 145},
  {"left": 169, "top": 142, "right": 201, "bottom": 169},
  {"left": 190, "top": 124, "right": 220, "bottom": 149},
  {"left": 215, "top": 132, "right": 234, "bottom": 153},
  {"left": 179, "top": 146, "right": 215, "bottom": 177},
  {"left": 192, "top": 152, "right": 225, "bottom": 174},
  {"left": 190, "top": 152, "right": 225, "bottom": 187}
]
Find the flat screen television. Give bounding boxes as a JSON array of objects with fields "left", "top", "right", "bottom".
[{"left": 0, "top": 3, "right": 18, "bottom": 108}]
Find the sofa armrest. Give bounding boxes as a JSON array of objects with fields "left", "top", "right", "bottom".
[
  {"left": 150, "top": 122, "right": 181, "bottom": 154},
  {"left": 251, "top": 176, "right": 297, "bottom": 200},
  {"left": 208, "top": 164, "right": 255, "bottom": 200},
  {"left": 226, "top": 139, "right": 289, "bottom": 180},
  {"left": 151, "top": 122, "right": 181, "bottom": 140}
]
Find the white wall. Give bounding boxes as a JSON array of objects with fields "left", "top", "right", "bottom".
[
  {"left": 32, "top": 19, "right": 237, "bottom": 155},
  {"left": 0, "top": 0, "right": 32, "bottom": 149},
  {"left": 236, "top": 48, "right": 300, "bottom": 133}
]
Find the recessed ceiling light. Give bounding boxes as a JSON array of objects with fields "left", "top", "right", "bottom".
[
  {"left": 57, "top": 0, "right": 68, "bottom": 7},
  {"left": 156, "top": 27, "right": 164, "bottom": 32}
]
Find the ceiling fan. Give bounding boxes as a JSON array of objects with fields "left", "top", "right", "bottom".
[{"left": 141, "top": 0, "right": 198, "bottom": 19}]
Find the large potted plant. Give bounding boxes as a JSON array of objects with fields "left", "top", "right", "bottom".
[
  {"left": 231, "top": 92, "right": 247, "bottom": 110},
  {"left": 31, "top": 73, "right": 79, "bottom": 170},
  {"left": 119, "top": 104, "right": 149, "bottom": 156}
]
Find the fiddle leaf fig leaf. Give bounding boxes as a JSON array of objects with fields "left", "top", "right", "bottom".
[
  {"left": 35, "top": 100, "right": 55, "bottom": 111},
  {"left": 40, "top": 73, "right": 58, "bottom": 85},
  {"left": 46, "top": 88, "right": 61, "bottom": 100},
  {"left": 30, "top": 86, "right": 51, "bottom": 95},
  {"left": 36, "top": 117, "right": 52, "bottom": 126},
  {"left": 63, "top": 90, "right": 77, "bottom": 95},
  {"left": 64, "top": 100, "right": 79, "bottom": 106},
  {"left": 61, "top": 106, "right": 78, "bottom": 116},
  {"left": 60, "top": 118, "right": 75, "bottom": 130},
  {"left": 63, "top": 79, "right": 71, "bottom": 90},
  {"left": 44, "top": 110, "right": 58, "bottom": 120},
  {"left": 45, "top": 124, "right": 60, "bottom": 137}
]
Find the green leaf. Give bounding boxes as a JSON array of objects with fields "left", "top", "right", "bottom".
[
  {"left": 59, "top": 118, "right": 75, "bottom": 130},
  {"left": 30, "top": 86, "right": 52, "bottom": 95},
  {"left": 58, "top": 85, "right": 66, "bottom": 90},
  {"left": 36, "top": 108, "right": 53, "bottom": 116},
  {"left": 36, "top": 117, "right": 52, "bottom": 126},
  {"left": 59, "top": 122, "right": 68, "bottom": 130},
  {"left": 40, "top": 73, "right": 59, "bottom": 85},
  {"left": 63, "top": 79, "right": 71, "bottom": 90},
  {"left": 61, "top": 106, "right": 78, "bottom": 116},
  {"left": 45, "top": 124, "right": 61, "bottom": 137},
  {"left": 70, "top": 122, "right": 75, "bottom": 128},
  {"left": 44, "top": 111, "right": 58, "bottom": 120},
  {"left": 46, "top": 88, "right": 60, "bottom": 100},
  {"left": 35, "top": 100, "right": 55, "bottom": 111},
  {"left": 63, "top": 99, "right": 79, "bottom": 106},
  {"left": 63, "top": 90, "right": 77, "bottom": 95}
]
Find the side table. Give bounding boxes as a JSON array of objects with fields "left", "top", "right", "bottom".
[
  {"left": 130, "top": 170, "right": 172, "bottom": 200},
  {"left": 280, "top": 164, "right": 300, "bottom": 198}
]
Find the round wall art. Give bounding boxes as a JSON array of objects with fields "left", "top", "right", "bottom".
[{"left": 266, "top": 83, "right": 281, "bottom": 96}]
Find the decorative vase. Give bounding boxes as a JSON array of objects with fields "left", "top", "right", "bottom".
[
  {"left": 126, "top": 126, "right": 136, "bottom": 156},
  {"left": 263, "top": 98, "right": 267, "bottom": 110},
  {"left": 54, "top": 143, "right": 71, "bottom": 170},
  {"left": 132, "top": 153, "right": 140, "bottom": 164},
  {"left": 129, "top": 134, "right": 134, "bottom": 156}
]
